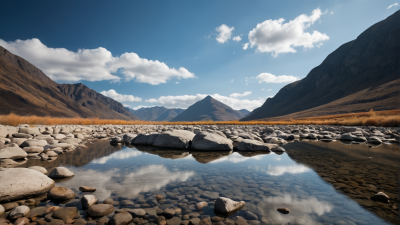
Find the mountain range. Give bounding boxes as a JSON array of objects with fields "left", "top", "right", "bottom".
[
  {"left": 125, "top": 106, "right": 184, "bottom": 121},
  {"left": 170, "top": 96, "right": 250, "bottom": 121},
  {"left": 0, "top": 46, "right": 139, "bottom": 120},
  {"left": 242, "top": 10, "right": 400, "bottom": 121}
]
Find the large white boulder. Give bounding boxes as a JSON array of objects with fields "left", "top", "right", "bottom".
[
  {"left": 0, "top": 144, "right": 27, "bottom": 159},
  {"left": 237, "top": 139, "right": 276, "bottom": 151},
  {"left": 191, "top": 132, "right": 233, "bottom": 151},
  {"left": 153, "top": 130, "right": 195, "bottom": 149},
  {"left": 18, "top": 127, "right": 41, "bottom": 135},
  {"left": 0, "top": 168, "right": 55, "bottom": 202}
]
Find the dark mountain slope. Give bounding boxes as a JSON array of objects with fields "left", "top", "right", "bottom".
[
  {"left": 126, "top": 106, "right": 184, "bottom": 121},
  {"left": 170, "top": 96, "right": 245, "bottom": 121},
  {"left": 0, "top": 46, "right": 94, "bottom": 117},
  {"left": 58, "top": 84, "right": 139, "bottom": 120},
  {"left": 242, "top": 10, "right": 400, "bottom": 121}
]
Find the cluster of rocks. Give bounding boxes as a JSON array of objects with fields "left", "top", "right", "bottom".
[
  {"left": 1, "top": 124, "right": 399, "bottom": 167},
  {"left": 0, "top": 166, "right": 252, "bottom": 225}
]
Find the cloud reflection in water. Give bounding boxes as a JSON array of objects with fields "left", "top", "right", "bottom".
[
  {"left": 58, "top": 165, "right": 194, "bottom": 201},
  {"left": 92, "top": 149, "right": 143, "bottom": 164}
]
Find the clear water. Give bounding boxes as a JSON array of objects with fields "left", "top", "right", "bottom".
[{"left": 20, "top": 140, "right": 400, "bottom": 225}]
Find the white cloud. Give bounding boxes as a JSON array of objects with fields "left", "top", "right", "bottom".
[
  {"left": 229, "top": 91, "right": 252, "bottom": 97},
  {"left": 92, "top": 149, "right": 142, "bottom": 164},
  {"left": 243, "top": 43, "right": 250, "bottom": 50},
  {"left": 146, "top": 94, "right": 264, "bottom": 111},
  {"left": 100, "top": 89, "right": 142, "bottom": 102},
  {"left": 0, "top": 38, "right": 195, "bottom": 84},
  {"left": 247, "top": 8, "right": 329, "bottom": 56},
  {"left": 266, "top": 164, "right": 310, "bottom": 176},
  {"left": 387, "top": 3, "right": 398, "bottom": 9},
  {"left": 233, "top": 36, "right": 242, "bottom": 42},
  {"left": 215, "top": 24, "right": 234, "bottom": 43},
  {"left": 175, "top": 82, "right": 179, "bottom": 84},
  {"left": 257, "top": 72, "right": 299, "bottom": 83},
  {"left": 132, "top": 105, "right": 158, "bottom": 110}
]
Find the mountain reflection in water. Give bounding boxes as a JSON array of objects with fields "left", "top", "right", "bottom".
[{"left": 18, "top": 140, "right": 398, "bottom": 225}]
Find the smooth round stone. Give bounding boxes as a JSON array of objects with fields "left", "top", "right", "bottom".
[
  {"left": 28, "top": 166, "right": 48, "bottom": 174},
  {"left": 277, "top": 208, "right": 289, "bottom": 214},
  {"left": 13, "top": 217, "right": 30, "bottom": 225},
  {"left": 109, "top": 211, "right": 133, "bottom": 225},
  {"left": 0, "top": 204, "right": 4, "bottom": 217},
  {"left": 52, "top": 207, "right": 78, "bottom": 223},
  {"left": 82, "top": 195, "right": 98, "bottom": 208},
  {"left": 8, "top": 205, "right": 30, "bottom": 219},
  {"left": 46, "top": 151, "right": 58, "bottom": 157},
  {"left": 166, "top": 217, "right": 181, "bottom": 225},
  {"left": 0, "top": 168, "right": 55, "bottom": 203},
  {"left": 48, "top": 167, "right": 75, "bottom": 179},
  {"left": 2, "top": 202, "right": 19, "bottom": 211},
  {"left": 79, "top": 186, "right": 97, "bottom": 192},
  {"left": 195, "top": 202, "right": 208, "bottom": 211},
  {"left": 48, "top": 187, "right": 76, "bottom": 201},
  {"left": 87, "top": 204, "right": 114, "bottom": 217}
]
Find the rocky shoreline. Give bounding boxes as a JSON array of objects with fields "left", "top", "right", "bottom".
[{"left": 0, "top": 124, "right": 399, "bottom": 225}]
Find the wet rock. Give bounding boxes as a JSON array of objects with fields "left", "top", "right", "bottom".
[
  {"left": 20, "top": 140, "right": 48, "bottom": 148},
  {"left": 8, "top": 205, "right": 30, "bottom": 220},
  {"left": 214, "top": 197, "right": 245, "bottom": 216},
  {"left": 237, "top": 140, "right": 273, "bottom": 152},
  {"left": 153, "top": 130, "right": 195, "bottom": 149},
  {"left": 195, "top": 202, "right": 207, "bottom": 211},
  {"left": 82, "top": 195, "right": 97, "bottom": 208},
  {"left": 131, "top": 134, "right": 149, "bottom": 145},
  {"left": 87, "top": 204, "right": 114, "bottom": 217},
  {"left": 191, "top": 132, "right": 233, "bottom": 151},
  {"left": 52, "top": 207, "right": 78, "bottom": 223},
  {"left": 199, "top": 217, "right": 212, "bottom": 225},
  {"left": 156, "top": 195, "right": 164, "bottom": 200},
  {"left": 0, "top": 144, "right": 27, "bottom": 160},
  {"left": 29, "top": 206, "right": 46, "bottom": 218},
  {"left": 166, "top": 217, "right": 181, "bottom": 225},
  {"left": 48, "top": 167, "right": 75, "bottom": 179},
  {"left": 371, "top": 192, "right": 390, "bottom": 203},
  {"left": 271, "top": 146, "right": 285, "bottom": 153},
  {"left": 73, "top": 218, "right": 87, "bottom": 225},
  {"left": 0, "top": 204, "right": 4, "bottom": 217},
  {"left": 109, "top": 211, "right": 133, "bottom": 225},
  {"left": 243, "top": 211, "right": 257, "bottom": 220},
  {"left": 28, "top": 166, "right": 48, "bottom": 174},
  {"left": 79, "top": 186, "right": 96, "bottom": 192},
  {"left": 189, "top": 218, "right": 200, "bottom": 225},
  {"left": 122, "top": 134, "right": 137, "bottom": 144},
  {"left": 232, "top": 216, "right": 248, "bottom": 225},
  {"left": 13, "top": 217, "right": 29, "bottom": 225},
  {"left": 368, "top": 136, "right": 382, "bottom": 144},
  {"left": 0, "top": 168, "right": 55, "bottom": 203},
  {"left": 48, "top": 187, "right": 76, "bottom": 201},
  {"left": 46, "top": 219, "right": 65, "bottom": 225},
  {"left": 2, "top": 202, "right": 19, "bottom": 211}
]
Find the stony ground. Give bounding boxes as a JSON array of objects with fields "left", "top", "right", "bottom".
[{"left": 0, "top": 124, "right": 399, "bottom": 225}]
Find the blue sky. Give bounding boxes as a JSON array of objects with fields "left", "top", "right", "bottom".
[{"left": 0, "top": 0, "right": 398, "bottom": 110}]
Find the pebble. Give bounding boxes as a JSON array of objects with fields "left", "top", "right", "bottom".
[{"left": 47, "top": 187, "right": 76, "bottom": 201}]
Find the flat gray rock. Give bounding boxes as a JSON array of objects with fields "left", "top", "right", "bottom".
[
  {"left": 191, "top": 132, "right": 233, "bottom": 151},
  {"left": 237, "top": 139, "right": 275, "bottom": 152},
  {"left": 153, "top": 130, "right": 195, "bottom": 149},
  {"left": 0, "top": 144, "right": 27, "bottom": 159},
  {"left": 214, "top": 197, "right": 245, "bottom": 216},
  {"left": 0, "top": 168, "right": 55, "bottom": 203},
  {"left": 48, "top": 167, "right": 75, "bottom": 179}
]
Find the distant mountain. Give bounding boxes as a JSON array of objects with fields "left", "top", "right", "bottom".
[
  {"left": 155, "top": 108, "right": 185, "bottom": 121},
  {"left": 58, "top": 83, "right": 139, "bottom": 120},
  {"left": 242, "top": 10, "right": 400, "bottom": 121},
  {"left": 0, "top": 45, "right": 139, "bottom": 120},
  {"left": 170, "top": 96, "right": 246, "bottom": 122},
  {"left": 126, "top": 106, "right": 184, "bottom": 121},
  {"left": 238, "top": 109, "right": 250, "bottom": 117}
]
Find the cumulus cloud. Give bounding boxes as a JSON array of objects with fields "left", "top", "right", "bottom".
[
  {"left": 215, "top": 24, "right": 234, "bottom": 43},
  {"left": 387, "top": 3, "right": 398, "bottom": 9},
  {"left": 266, "top": 164, "right": 310, "bottom": 176},
  {"left": 233, "top": 36, "right": 242, "bottom": 41},
  {"left": 92, "top": 149, "right": 142, "bottom": 164},
  {"left": 257, "top": 72, "right": 299, "bottom": 83},
  {"left": 243, "top": 43, "right": 250, "bottom": 50},
  {"left": 229, "top": 91, "right": 252, "bottom": 97},
  {"left": 100, "top": 89, "right": 142, "bottom": 102},
  {"left": 146, "top": 93, "right": 264, "bottom": 110},
  {"left": 0, "top": 38, "right": 195, "bottom": 84},
  {"left": 247, "top": 8, "right": 329, "bottom": 56}
]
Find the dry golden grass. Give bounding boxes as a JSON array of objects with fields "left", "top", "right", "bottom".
[{"left": 0, "top": 109, "right": 399, "bottom": 127}]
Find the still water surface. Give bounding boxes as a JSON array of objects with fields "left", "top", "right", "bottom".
[{"left": 20, "top": 140, "right": 400, "bottom": 225}]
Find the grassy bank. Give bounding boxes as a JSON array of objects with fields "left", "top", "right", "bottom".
[{"left": 0, "top": 110, "right": 399, "bottom": 127}]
